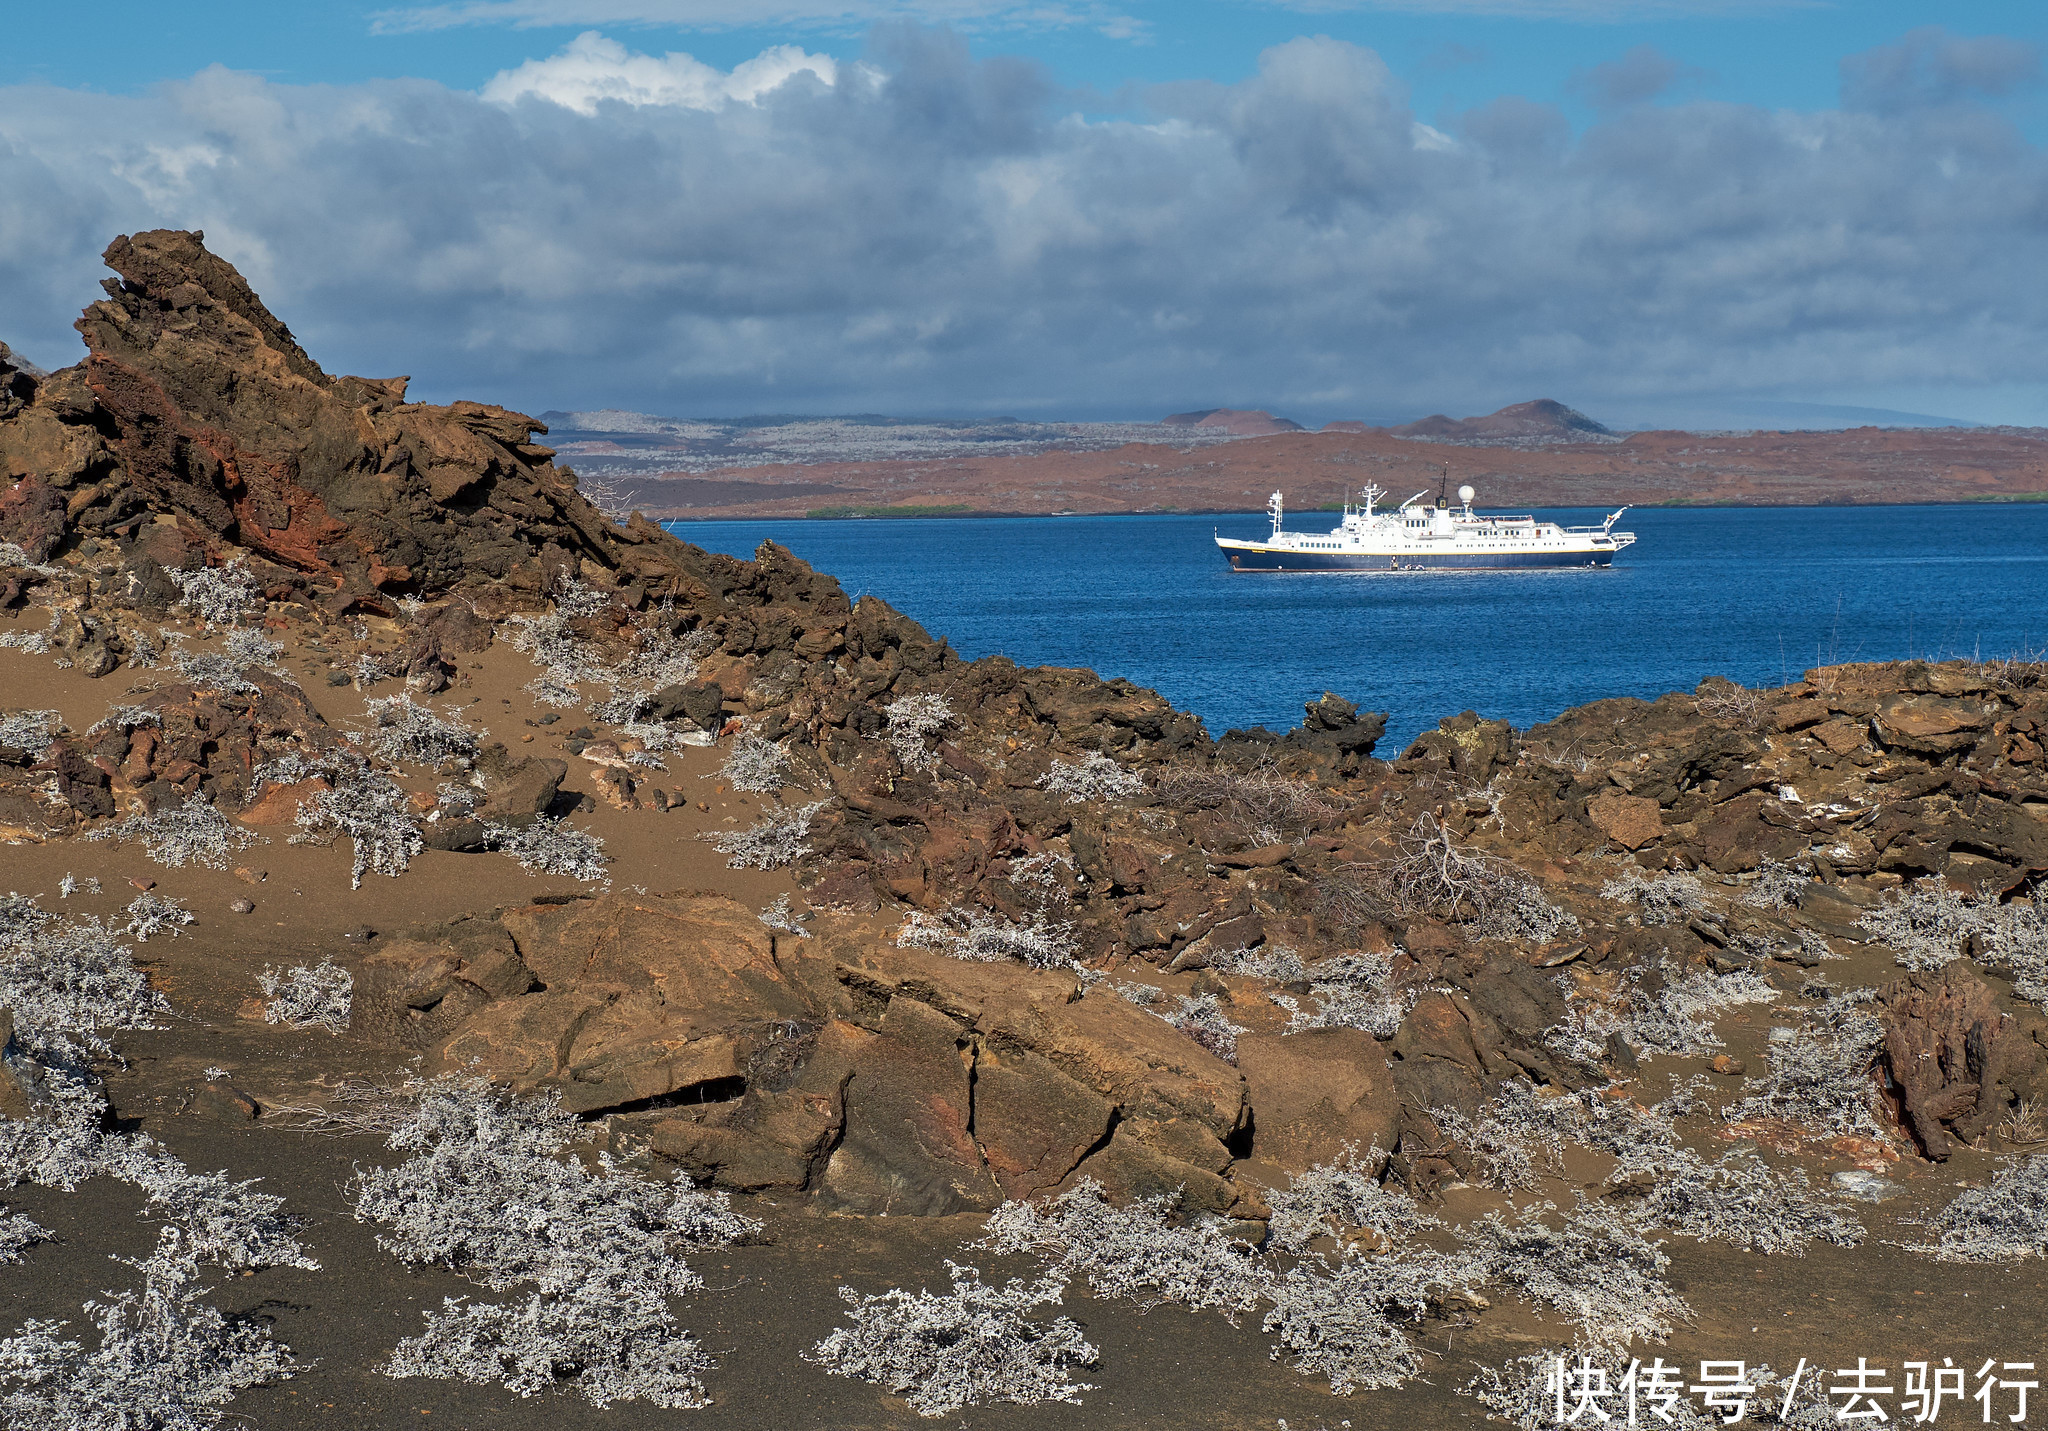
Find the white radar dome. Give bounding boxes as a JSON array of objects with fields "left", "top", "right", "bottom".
[{"left": 1457, "top": 484, "right": 1475, "bottom": 504}]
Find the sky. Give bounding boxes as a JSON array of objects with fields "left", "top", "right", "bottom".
[{"left": 4, "top": 2, "right": 2048, "bottom": 428}]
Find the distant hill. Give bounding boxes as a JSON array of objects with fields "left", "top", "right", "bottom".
[
  {"left": 1323, "top": 399, "right": 1616, "bottom": 445},
  {"left": 1161, "top": 408, "right": 1306, "bottom": 436}
]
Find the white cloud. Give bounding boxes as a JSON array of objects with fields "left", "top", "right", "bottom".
[
  {"left": 2, "top": 28, "right": 2046, "bottom": 423},
  {"left": 483, "top": 32, "right": 840, "bottom": 111},
  {"left": 1264, "top": 0, "right": 1816, "bottom": 17},
  {"left": 372, "top": 0, "right": 1131, "bottom": 34}
]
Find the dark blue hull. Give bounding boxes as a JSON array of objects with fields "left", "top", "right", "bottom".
[{"left": 1219, "top": 545, "right": 1617, "bottom": 572}]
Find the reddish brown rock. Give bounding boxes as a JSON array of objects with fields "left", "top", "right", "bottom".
[{"left": 1586, "top": 791, "right": 1663, "bottom": 850}]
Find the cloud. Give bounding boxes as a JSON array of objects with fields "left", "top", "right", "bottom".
[
  {"left": 371, "top": 0, "right": 1134, "bottom": 35},
  {"left": 1256, "top": 0, "right": 1816, "bottom": 19},
  {"left": 3, "top": 28, "right": 2047, "bottom": 424},
  {"left": 1569, "top": 45, "right": 1706, "bottom": 108},
  {"left": 482, "top": 31, "right": 841, "bottom": 111},
  {"left": 1840, "top": 27, "right": 2041, "bottom": 113}
]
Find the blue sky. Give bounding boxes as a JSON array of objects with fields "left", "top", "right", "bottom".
[{"left": 5, "top": 3, "right": 2048, "bottom": 427}]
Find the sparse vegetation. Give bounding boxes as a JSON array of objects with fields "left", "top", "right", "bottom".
[
  {"left": 878, "top": 693, "right": 955, "bottom": 772},
  {"left": 896, "top": 907, "right": 1079, "bottom": 970},
  {"left": 1263, "top": 951, "right": 1410, "bottom": 1038},
  {"left": 122, "top": 893, "right": 194, "bottom": 943},
  {"left": 1158, "top": 993, "right": 1245, "bottom": 1064},
  {"left": 806, "top": 1262, "right": 1096, "bottom": 1418},
  {"left": 701, "top": 800, "right": 828, "bottom": 871},
  {"left": 85, "top": 794, "right": 261, "bottom": 871},
  {"left": 1371, "top": 814, "right": 1578, "bottom": 943},
  {"left": 1152, "top": 760, "right": 1337, "bottom": 845},
  {"left": 1906, "top": 1155, "right": 2048, "bottom": 1262},
  {"left": 1463, "top": 1199, "right": 1690, "bottom": 1349},
  {"left": 0, "top": 1231, "right": 299, "bottom": 1431},
  {"left": 358, "top": 694, "right": 479, "bottom": 768},
  {"left": 976, "top": 1182, "right": 1265, "bottom": 1317},
  {"left": 1037, "top": 752, "right": 1143, "bottom": 804},
  {"left": 1693, "top": 680, "right": 1772, "bottom": 729},
  {"left": 292, "top": 765, "right": 422, "bottom": 889},
  {"left": 757, "top": 893, "right": 811, "bottom": 939},
  {"left": 1721, "top": 1008, "right": 1888, "bottom": 1137},
  {"left": 1741, "top": 858, "right": 1811, "bottom": 911},
  {"left": 1265, "top": 1148, "right": 1436, "bottom": 1255},
  {"left": 260, "top": 961, "right": 353, "bottom": 1034},
  {"left": 166, "top": 561, "right": 260, "bottom": 627},
  {"left": 484, "top": 815, "right": 611, "bottom": 882},
  {"left": 355, "top": 1076, "right": 758, "bottom": 1408},
  {"left": 1600, "top": 867, "right": 1710, "bottom": 926},
  {"left": 0, "top": 710, "right": 60, "bottom": 758},
  {"left": 713, "top": 734, "right": 791, "bottom": 794}
]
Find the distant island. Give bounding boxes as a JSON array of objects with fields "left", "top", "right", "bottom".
[{"left": 539, "top": 399, "right": 2048, "bottom": 520}]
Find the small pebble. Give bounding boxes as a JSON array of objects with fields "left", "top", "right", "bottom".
[
  {"left": 521, "top": 734, "right": 535, "bottom": 743},
  {"left": 233, "top": 866, "right": 266, "bottom": 885},
  {"left": 230, "top": 898, "right": 255, "bottom": 915},
  {"left": 127, "top": 877, "right": 155, "bottom": 892},
  {"left": 325, "top": 671, "right": 350, "bottom": 686},
  {"left": 1709, "top": 1054, "right": 1746, "bottom": 1076}
]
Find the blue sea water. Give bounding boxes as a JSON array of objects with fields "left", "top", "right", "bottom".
[{"left": 663, "top": 505, "right": 2048, "bottom": 751}]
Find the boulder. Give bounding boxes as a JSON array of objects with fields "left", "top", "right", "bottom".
[
  {"left": 1586, "top": 791, "right": 1663, "bottom": 850},
  {"left": 1875, "top": 963, "right": 2040, "bottom": 1159}
]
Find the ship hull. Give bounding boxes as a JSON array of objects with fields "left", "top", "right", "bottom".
[{"left": 1217, "top": 544, "right": 1616, "bottom": 572}]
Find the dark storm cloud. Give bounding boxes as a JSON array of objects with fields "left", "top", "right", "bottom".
[{"left": 1, "top": 26, "right": 2045, "bottom": 420}]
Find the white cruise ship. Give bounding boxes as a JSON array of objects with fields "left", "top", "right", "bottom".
[{"left": 1215, "top": 481, "right": 1636, "bottom": 572}]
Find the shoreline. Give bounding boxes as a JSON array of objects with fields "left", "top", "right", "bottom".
[{"left": 651, "top": 493, "right": 2048, "bottom": 521}]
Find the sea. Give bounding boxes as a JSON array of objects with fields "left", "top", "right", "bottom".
[{"left": 663, "top": 504, "right": 2048, "bottom": 751}]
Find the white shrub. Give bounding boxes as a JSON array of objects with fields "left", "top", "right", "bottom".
[
  {"left": 486, "top": 815, "right": 611, "bottom": 882},
  {"left": 85, "top": 795, "right": 260, "bottom": 871},
  {"left": 1857, "top": 877, "right": 1987, "bottom": 971},
  {"left": 1741, "top": 858, "right": 1811, "bottom": 911},
  {"left": 1433, "top": 1083, "right": 1587, "bottom": 1193},
  {"left": 1265, "top": 951, "right": 1410, "bottom": 1038},
  {"left": 1632, "top": 1148, "right": 1863, "bottom": 1255},
  {"left": 714, "top": 735, "right": 790, "bottom": 794},
  {"left": 359, "top": 695, "right": 478, "bottom": 768},
  {"left": 1601, "top": 868, "right": 1711, "bottom": 927},
  {"left": 757, "top": 893, "right": 811, "bottom": 939},
  {"left": 259, "top": 961, "right": 353, "bottom": 1034},
  {"left": 355, "top": 1076, "right": 757, "bottom": 1408},
  {"left": 0, "top": 1209, "right": 49, "bottom": 1266},
  {"left": 0, "top": 710, "right": 59, "bottom": 759},
  {"left": 1377, "top": 815, "right": 1579, "bottom": 943},
  {"left": 878, "top": 693, "right": 955, "bottom": 773},
  {"left": 896, "top": 907, "right": 1078, "bottom": 971},
  {"left": 0, "top": 1232, "right": 297, "bottom": 1431},
  {"left": 0, "top": 894, "right": 168, "bottom": 1066},
  {"left": 292, "top": 766, "right": 421, "bottom": 889},
  {"left": 1620, "top": 963, "right": 1778, "bottom": 1060},
  {"left": 702, "top": 800, "right": 828, "bottom": 870},
  {"left": 806, "top": 1261, "right": 1096, "bottom": 1418},
  {"left": 1906, "top": 1155, "right": 2048, "bottom": 1263},
  {"left": 1463, "top": 1200, "right": 1690, "bottom": 1349},
  {"left": 1158, "top": 993, "right": 1246, "bottom": 1064},
  {"left": 1266, "top": 1148, "right": 1437, "bottom": 1256},
  {"left": 1038, "top": 752, "right": 1144, "bottom": 805},
  {"left": 1721, "top": 1009, "right": 1888, "bottom": 1138},
  {"left": 166, "top": 561, "right": 259, "bottom": 628},
  {"left": 122, "top": 894, "right": 193, "bottom": 944},
  {"left": 1263, "top": 1247, "right": 1486, "bottom": 1395},
  {"left": 975, "top": 1181, "right": 1266, "bottom": 1316}
]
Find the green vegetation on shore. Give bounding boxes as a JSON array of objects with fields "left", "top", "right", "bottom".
[{"left": 805, "top": 503, "right": 975, "bottom": 518}]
